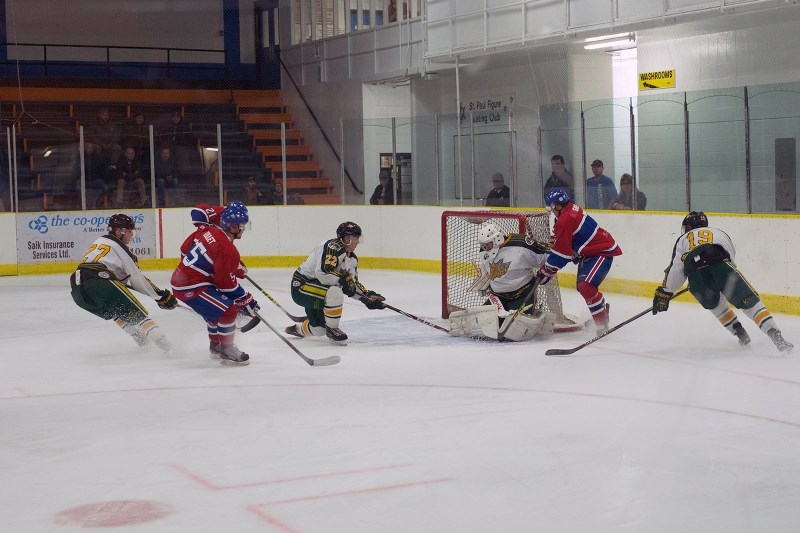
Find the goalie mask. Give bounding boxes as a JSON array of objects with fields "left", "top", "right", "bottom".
[
  {"left": 682, "top": 211, "right": 708, "bottom": 234},
  {"left": 477, "top": 223, "right": 505, "bottom": 253}
]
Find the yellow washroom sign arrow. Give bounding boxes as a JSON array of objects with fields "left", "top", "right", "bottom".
[{"left": 638, "top": 69, "right": 676, "bottom": 90}]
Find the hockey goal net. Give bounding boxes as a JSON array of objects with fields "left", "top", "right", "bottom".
[{"left": 440, "top": 210, "right": 580, "bottom": 332}]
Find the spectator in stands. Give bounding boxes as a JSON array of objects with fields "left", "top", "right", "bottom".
[
  {"left": 543, "top": 154, "right": 575, "bottom": 203},
  {"left": 122, "top": 110, "right": 151, "bottom": 172},
  {"left": 609, "top": 173, "right": 647, "bottom": 210},
  {"left": 155, "top": 147, "right": 178, "bottom": 208},
  {"left": 287, "top": 191, "right": 306, "bottom": 205},
  {"left": 585, "top": 159, "right": 617, "bottom": 209},
  {"left": 75, "top": 140, "right": 112, "bottom": 208},
  {"left": 259, "top": 174, "right": 276, "bottom": 205},
  {"left": 160, "top": 109, "right": 194, "bottom": 173},
  {"left": 88, "top": 106, "right": 122, "bottom": 171},
  {"left": 485, "top": 172, "right": 510, "bottom": 207},
  {"left": 370, "top": 170, "right": 394, "bottom": 205},
  {"left": 245, "top": 175, "right": 266, "bottom": 205},
  {"left": 272, "top": 179, "right": 284, "bottom": 205},
  {"left": 116, "top": 146, "right": 147, "bottom": 207}
]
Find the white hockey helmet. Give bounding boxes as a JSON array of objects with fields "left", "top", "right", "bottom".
[{"left": 478, "top": 223, "right": 505, "bottom": 251}]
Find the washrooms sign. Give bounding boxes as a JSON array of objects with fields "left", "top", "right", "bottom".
[{"left": 638, "top": 69, "right": 676, "bottom": 90}]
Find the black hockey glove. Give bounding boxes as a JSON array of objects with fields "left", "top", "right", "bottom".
[
  {"left": 535, "top": 266, "right": 557, "bottom": 286},
  {"left": 652, "top": 286, "right": 672, "bottom": 314},
  {"left": 363, "top": 290, "right": 385, "bottom": 302},
  {"left": 360, "top": 295, "right": 386, "bottom": 310},
  {"left": 156, "top": 289, "right": 178, "bottom": 310},
  {"left": 339, "top": 273, "right": 358, "bottom": 297},
  {"left": 571, "top": 254, "right": 584, "bottom": 265}
]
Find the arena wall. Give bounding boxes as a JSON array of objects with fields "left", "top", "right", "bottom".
[{"left": 2, "top": 207, "right": 798, "bottom": 314}]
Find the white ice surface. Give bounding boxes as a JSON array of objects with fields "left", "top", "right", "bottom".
[{"left": 3, "top": 269, "right": 800, "bottom": 532}]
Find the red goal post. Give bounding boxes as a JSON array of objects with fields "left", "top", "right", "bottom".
[{"left": 440, "top": 210, "right": 580, "bottom": 332}]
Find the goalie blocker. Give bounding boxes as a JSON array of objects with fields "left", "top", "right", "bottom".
[{"left": 449, "top": 305, "right": 556, "bottom": 342}]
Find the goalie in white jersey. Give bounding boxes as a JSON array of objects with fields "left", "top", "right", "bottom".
[
  {"left": 449, "top": 223, "right": 556, "bottom": 341},
  {"left": 652, "top": 211, "right": 792, "bottom": 352}
]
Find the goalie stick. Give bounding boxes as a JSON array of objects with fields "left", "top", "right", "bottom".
[
  {"left": 497, "top": 280, "right": 541, "bottom": 342},
  {"left": 383, "top": 303, "right": 450, "bottom": 333},
  {"left": 544, "top": 287, "right": 690, "bottom": 356},
  {"left": 253, "top": 311, "right": 341, "bottom": 367}
]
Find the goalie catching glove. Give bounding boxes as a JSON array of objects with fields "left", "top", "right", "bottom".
[
  {"left": 156, "top": 289, "right": 178, "bottom": 310},
  {"left": 359, "top": 290, "right": 386, "bottom": 310},
  {"left": 652, "top": 286, "right": 672, "bottom": 314},
  {"left": 235, "top": 293, "right": 260, "bottom": 317}
]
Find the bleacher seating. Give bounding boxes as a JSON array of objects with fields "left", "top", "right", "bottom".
[{"left": 5, "top": 89, "right": 341, "bottom": 210}]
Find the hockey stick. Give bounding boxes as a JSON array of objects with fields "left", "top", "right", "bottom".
[
  {"left": 254, "top": 311, "right": 341, "bottom": 367},
  {"left": 244, "top": 275, "right": 306, "bottom": 325},
  {"left": 497, "top": 280, "right": 541, "bottom": 342},
  {"left": 544, "top": 287, "right": 690, "bottom": 356},
  {"left": 382, "top": 303, "right": 450, "bottom": 334}
]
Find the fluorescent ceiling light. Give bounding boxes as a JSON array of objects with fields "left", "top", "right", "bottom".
[
  {"left": 584, "top": 32, "right": 630, "bottom": 43},
  {"left": 584, "top": 39, "right": 634, "bottom": 50}
]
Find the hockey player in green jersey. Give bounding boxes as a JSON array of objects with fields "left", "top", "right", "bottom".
[
  {"left": 70, "top": 213, "right": 178, "bottom": 351},
  {"left": 285, "top": 221, "right": 385, "bottom": 344},
  {"left": 652, "top": 211, "right": 792, "bottom": 352}
]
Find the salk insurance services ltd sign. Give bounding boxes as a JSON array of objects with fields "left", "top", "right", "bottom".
[{"left": 16, "top": 211, "right": 157, "bottom": 264}]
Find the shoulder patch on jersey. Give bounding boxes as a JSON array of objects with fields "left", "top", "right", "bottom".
[{"left": 328, "top": 239, "right": 344, "bottom": 252}]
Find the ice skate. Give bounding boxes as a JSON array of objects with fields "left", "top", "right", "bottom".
[
  {"left": 209, "top": 340, "right": 222, "bottom": 359},
  {"left": 219, "top": 344, "right": 250, "bottom": 365},
  {"left": 285, "top": 324, "right": 303, "bottom": 338},
  {"left": 732, "top": 322, "right": 751, "bottom": 346},
  {"left": 594, "top": 304, "right": 610, "bottom": 335},
  {"left": 767, "top": 328, "right": 793, "bottom": 352},
  {"left": 326, "top": 326, "right": 348, "bottom": 345}
]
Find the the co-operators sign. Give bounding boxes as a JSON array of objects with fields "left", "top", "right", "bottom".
[
  {"left": 16, "top": 210, "right": 156, "bottom": 264},
  {"left": 639, "top": 69, "right": 676, "bottom": 90}
]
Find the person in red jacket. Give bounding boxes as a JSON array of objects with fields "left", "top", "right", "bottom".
[
  {"left": 171, "top": 204, "right": 258, "bottom": 365},
  {"left": 535, "top": 188, "right": 622, "bottom": 333}
]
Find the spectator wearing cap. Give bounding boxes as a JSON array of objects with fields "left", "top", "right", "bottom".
[
  {"left": 369, "top": 170, "right": 394, "bottom": 205},
  {"left": 485, "top": 172, "right": 510, "bottom": 207},
  {"left": 585, "top": 159, "right": 617, "bottom": 209}
]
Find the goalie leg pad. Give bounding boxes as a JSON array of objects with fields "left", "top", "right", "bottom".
[
  {"left": 324, "top": 285, "right": 344, "bottom": 329},
  {"left": 501, "top": 312, "right": 556, "bottom": 342},
  {"left": 449, "top": 305, "right": 499, "bottom": 339}
]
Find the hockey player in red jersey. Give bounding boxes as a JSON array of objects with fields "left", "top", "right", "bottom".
[
  {"left": 183, "top": 202, "right": 247, "bottom": 279},
  {"left": 171, "top": 204, "right": 258, "bottom": 365},
  {"left": 536, "top": 188, "right": 621, "bottom": 333}
]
